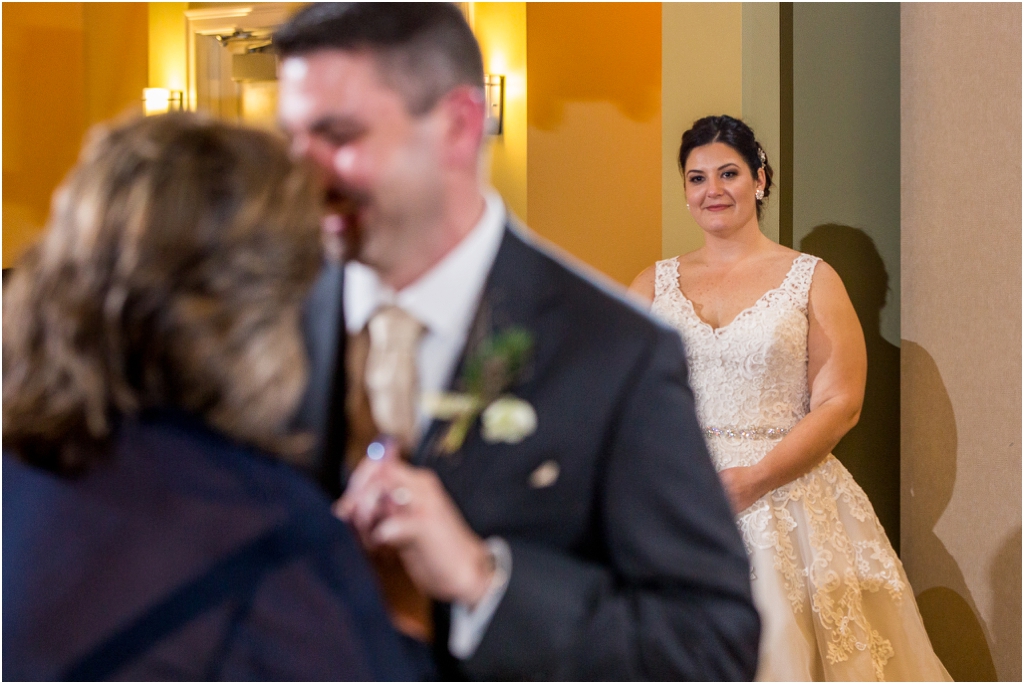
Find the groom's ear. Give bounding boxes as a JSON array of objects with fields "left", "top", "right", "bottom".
[{"left": 437, "top": 85, "right": 486, "bottom": 171}]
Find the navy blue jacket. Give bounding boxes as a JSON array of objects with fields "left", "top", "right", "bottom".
[{"left": 3, "top": 412, "right": 413, "bottom": 681}]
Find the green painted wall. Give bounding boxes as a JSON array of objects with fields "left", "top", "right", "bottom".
[
  {"left": 791, "top": 2, "right": 902, "bottom": 556},
  {"left": 792, "top": 3, "right": 901, "bottom": 347}
]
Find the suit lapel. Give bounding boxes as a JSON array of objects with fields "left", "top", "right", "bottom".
[
  {"left": 412, "top": 224, "right": 564, "bottom": 492},
  {"left": 301, "top": 228, "right": 562, "bottom": 494}
]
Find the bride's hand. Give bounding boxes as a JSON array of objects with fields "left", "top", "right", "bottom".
[{"left": 717, "top": 466, "right": 767, "bottom": 514}]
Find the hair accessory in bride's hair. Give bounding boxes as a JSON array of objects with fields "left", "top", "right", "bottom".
[{"left": 757, "top": 146, "right": 767, "bottom": 167}]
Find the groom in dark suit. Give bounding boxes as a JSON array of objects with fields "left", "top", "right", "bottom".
[{"left": 277, "top": 4, "right": 759, "bottom": 680}]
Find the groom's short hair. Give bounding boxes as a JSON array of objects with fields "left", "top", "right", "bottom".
[{"left": 274, "top": 2, "right": 484, "bottom": 116}]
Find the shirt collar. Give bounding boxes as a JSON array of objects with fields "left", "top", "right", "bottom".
[{"left": 345, "top": 190, "right": 507, "bottom": 336}]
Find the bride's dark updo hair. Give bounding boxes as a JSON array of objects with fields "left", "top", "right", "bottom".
[{"left": 678, "top": 115, "right": 774, "bottom": 219}]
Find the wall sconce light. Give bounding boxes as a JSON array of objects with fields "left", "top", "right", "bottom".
[
  {"left": 143, "top": 88, "right": 184, "bottom": 116},
  {"left": 484, "top": 75, "right": 504, "bottom": 135}
]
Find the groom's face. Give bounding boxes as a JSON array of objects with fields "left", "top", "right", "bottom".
[{"left": 278, "top": 49, "right": 447, "bottom": 270}]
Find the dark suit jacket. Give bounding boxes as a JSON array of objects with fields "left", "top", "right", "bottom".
[
  {"left": 299, "top": 224, "right": 760, "bottom": 680},
  {"left": 2, "top": 411, "right": 413, "bottom": 681}
]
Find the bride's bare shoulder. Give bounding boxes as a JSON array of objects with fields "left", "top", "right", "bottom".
[
  {"left": 760, "top": 244, "right": 803, "bottom": 273},
  {"left": 771, "top": 243, "right": 802, "bottom": 261},
  {"left": 676, "top": 249, "right": 707, "bottom": 272}
]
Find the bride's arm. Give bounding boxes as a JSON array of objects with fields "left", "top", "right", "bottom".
[{"left": 719, "top": 261, "right": 867, "bottom": 512}]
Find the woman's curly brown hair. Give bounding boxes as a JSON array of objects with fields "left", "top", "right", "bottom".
[{"left": 3, "top": 113, "right": 324, "bottom": 474}]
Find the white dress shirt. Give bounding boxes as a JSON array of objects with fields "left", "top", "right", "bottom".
[
  {"left": 343, "top": 189, "right": 511, "bottom": 659},
  {"left": 345, "top": 190, "right": 506, "bottom": 433}
]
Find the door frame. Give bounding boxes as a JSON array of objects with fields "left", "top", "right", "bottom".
[{"left": 184, "top": 4, "right": 292, "bottom": 112}]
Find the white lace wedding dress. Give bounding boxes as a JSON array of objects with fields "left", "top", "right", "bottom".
[{"left": 652, "top": 253, "right": 950, "bottom": 681}]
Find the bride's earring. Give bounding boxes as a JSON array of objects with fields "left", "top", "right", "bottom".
[
  {"left": 686, "top": 203, "right": 690, "bottom": 208},
  {"left": 755, "top": 189, "right": 764, "bottom": 201}
]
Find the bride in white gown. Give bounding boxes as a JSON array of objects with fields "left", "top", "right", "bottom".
[{"left": 630, "top": 115, "right": 950, "bottom": 681}]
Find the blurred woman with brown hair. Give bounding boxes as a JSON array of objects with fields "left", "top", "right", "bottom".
[{"left": 2, "top": 113, "right": 412, "bottom": 681}]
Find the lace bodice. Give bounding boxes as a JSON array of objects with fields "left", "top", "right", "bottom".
[{"left": 652, "top": 254, "right": 819, "bottom": 467}]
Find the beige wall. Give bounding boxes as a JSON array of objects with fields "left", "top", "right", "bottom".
[
  {"left": 661, "top": 3, "right": 743, "bottom": 260},
  {"left": 901, "top": 4, "right": 1022, "bottom": 681},
  {"left": 740, "top": 2, "right": 780, "bottom": 244}
]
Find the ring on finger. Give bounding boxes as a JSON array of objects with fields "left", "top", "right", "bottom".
[{"left": 390, "top": 486, "right": 413, "bottom": 507}]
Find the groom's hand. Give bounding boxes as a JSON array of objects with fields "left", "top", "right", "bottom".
[{"left": 337, "top": 451, "right": 495, "bottom": 607}]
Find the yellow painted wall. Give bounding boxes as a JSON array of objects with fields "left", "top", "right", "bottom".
[
  {"left": 661, "top": 3, "right": 743, "bottom": 259},
  {"left": 149, "top": 2, "right": 188, "bottom": 92},
  {"left": 526, "top": 2, "right": 661, "bottom": 287},
  {"left": 3, "top": 3, "right": 85, "bottom": 268},
  {"left": 2, "top": 3, "right": 147, "bottom": 268},
  {"left": 85, "top": 3, "right": 149, "bottom": 127},
  {"left": 473, "top": 2, "right": 528, "bottom": 224}
]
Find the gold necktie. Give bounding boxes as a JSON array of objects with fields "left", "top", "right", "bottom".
[
  {"left": 345, "top": 305, "right": 432, "bottom": 642},
  {"left": 365, "top": 305, "right": 425, "bottom": 452}
]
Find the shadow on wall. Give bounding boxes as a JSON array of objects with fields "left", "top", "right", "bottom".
[
  {"left": 800, "top": 224, "right": 900, "bottom": 550},
  {"left": 902, "top": 341, "right": 997, "bottom": 681}
]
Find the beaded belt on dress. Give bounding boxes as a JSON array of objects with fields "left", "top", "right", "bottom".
[{"left": 703, "top": 426, "right": 791, "bottom": 439}]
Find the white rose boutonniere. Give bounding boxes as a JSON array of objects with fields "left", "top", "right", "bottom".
[
  {"left": 421, "top": 326, "right": 536, "bottom": 454},
  {"left": 481, "top": 396, "right": 537, "bottom": 444}
]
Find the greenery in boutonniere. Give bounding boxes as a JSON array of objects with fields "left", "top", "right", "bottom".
[{"left": 421, "top": 327, "right": 536, "bottom": 454}]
